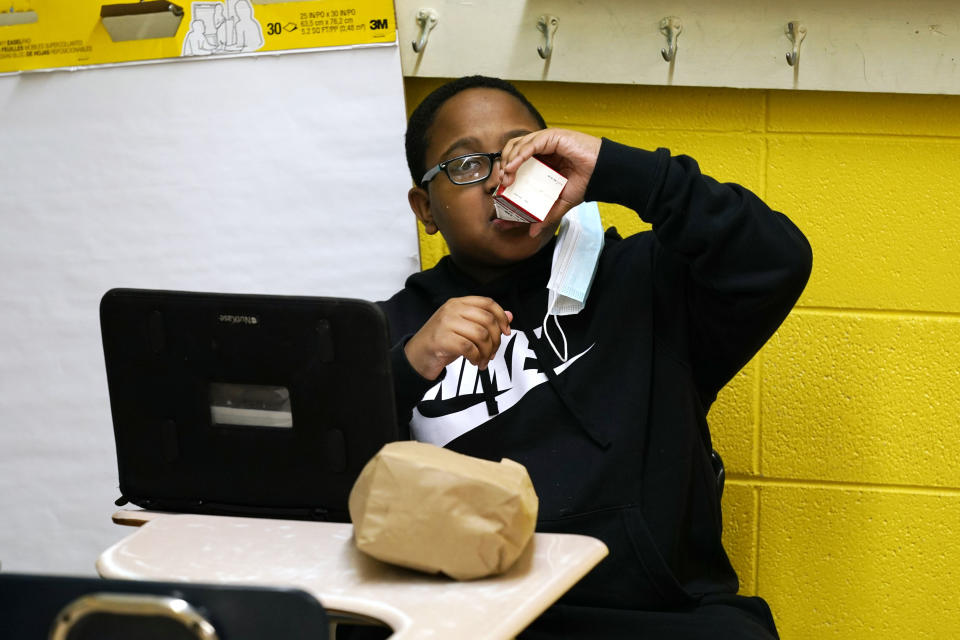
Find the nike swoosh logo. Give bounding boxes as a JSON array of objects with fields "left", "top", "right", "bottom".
[{"left": 411, "top": 331, "right": 593, "bottom": 446}]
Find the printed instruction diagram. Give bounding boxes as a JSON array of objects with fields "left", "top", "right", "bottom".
[{"left": 182, "top": 0, "right": 263, "bottom": 56}]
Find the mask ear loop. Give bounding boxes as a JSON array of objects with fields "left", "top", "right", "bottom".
[{"left": 542, "top": 308, "right": 568, "bottom": 362}]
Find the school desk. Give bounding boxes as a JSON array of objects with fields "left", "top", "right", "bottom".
[{"left": 98, "top": 510, "right": 608, "bottom": 639}]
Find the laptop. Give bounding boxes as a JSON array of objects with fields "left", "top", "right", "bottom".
[{"left": 99, "top": 288, "right": 398, "bottom": 521}]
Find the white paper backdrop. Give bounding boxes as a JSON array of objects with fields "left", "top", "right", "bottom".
[{"left": 0, "top": 45, "right": 418, "bottom": 574}]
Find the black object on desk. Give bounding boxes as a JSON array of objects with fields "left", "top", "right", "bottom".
[{"left": 100, "top": 288, "right": 398, "bottom": 522}]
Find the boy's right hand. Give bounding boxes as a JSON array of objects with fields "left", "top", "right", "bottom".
[
  {"left": 404, "top": 297, "right": 513, "bottom": 381},
  {"left": 498, "top": 128, "right": 602, "bottom": 238}
]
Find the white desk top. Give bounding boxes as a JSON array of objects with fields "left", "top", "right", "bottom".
[{"left": 98, "top": 511, "right": 608, "bottom": 639}]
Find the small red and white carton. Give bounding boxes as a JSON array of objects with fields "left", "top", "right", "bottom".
[{"left": 494, "top": 157, "right": 567, "bottom": 223}]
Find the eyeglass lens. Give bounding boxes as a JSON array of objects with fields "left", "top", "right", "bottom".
[{"left": 447, "top": 155, "right": 493, "bottom": 184}]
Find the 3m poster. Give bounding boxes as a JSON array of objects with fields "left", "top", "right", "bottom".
[{"left": 0, "top": 0, "right": 396, "bottom": 74}]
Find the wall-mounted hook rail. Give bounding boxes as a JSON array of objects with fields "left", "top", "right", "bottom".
[
  {"left": 659, "top": 16, "right": 682, "bottom": 62},
  {"left": 785, "top": 21, "right": 806, "bottom": 66},
  {"left": 412, "top": 8, "right": 438, "bottom": 53},
  {"left": 537, "top": 14, "right": 559, "bottom": 59}
]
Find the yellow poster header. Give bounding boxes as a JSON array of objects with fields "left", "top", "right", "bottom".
[{"left": 0, "top": 0, "right": 396, "bottom": 74}]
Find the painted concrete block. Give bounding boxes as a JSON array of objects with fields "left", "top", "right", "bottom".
[
  {"left": 597, "top": 202, "right": 652, "bottom": 241},
  {"left": 584, "top": 126, "right": 765, "bottom": 241},
  {"left": 403, "top": 77, "right": 445, "bottom": 116},
  {"left": 766, "top": 135, "right": 960, "bottom": 313},
  {"left": 758, "top": 485, "right": 960, "bottom": 640},
  {"left": 761, "top": 312, "right": 960, "bottom": 487},
  {"left": 417, "top": 220, "right": 450, "bottom": 270},
  {"left": 769, "top": 90, "right": 960, "bottom": 138},
  {"left": 517, "top": 83, "right": 765, "bottom": 133},
  {"left": 595, "top": 127, "right": 766, "bottom": 194},
  {"left": 722, "top": 481, "right": 759, "bottom": 595},
  {"left": 710, "top": 359, "right": 759, "bottom": 476}
]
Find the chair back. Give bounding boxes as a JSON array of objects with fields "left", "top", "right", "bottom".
[{"left": 0, "top": 573, "right": 329, "bottom": 640}]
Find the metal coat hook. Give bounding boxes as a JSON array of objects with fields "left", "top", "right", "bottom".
[
  {"left": 659, "top": 16, "right": 682, "bottom": 62},
  {"left": 412, "top": 8, "right": 438, "bottom": 53},
  {"left": 785, "top": 21, "right": 806, "bottom": 66},
  {"left": 537, "top": 15, "right": 559, "bottom": 59}
]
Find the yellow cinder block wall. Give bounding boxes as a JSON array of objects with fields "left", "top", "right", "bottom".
[{"left": 403, "top": 78, "right": 960, "bottom": 639}]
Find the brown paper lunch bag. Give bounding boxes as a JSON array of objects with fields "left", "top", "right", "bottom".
[{"left": 348, "top": 441, "right": 539, "bottom": 580}]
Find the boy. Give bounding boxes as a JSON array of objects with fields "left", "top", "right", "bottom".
[{"left": 377, "top": 76, "right": 811, "bottom": 638}]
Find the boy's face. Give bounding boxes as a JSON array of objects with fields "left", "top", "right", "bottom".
[{"left": 408, "top": 88, "right": 558, "bottom": 281}]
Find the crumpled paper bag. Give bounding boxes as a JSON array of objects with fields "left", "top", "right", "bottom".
[{"left": 348, "top": 441, "right": 539, "bottom": 580}]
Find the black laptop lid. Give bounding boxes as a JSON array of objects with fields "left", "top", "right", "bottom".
[{"left": 100, "top": 288, "right": 398, "bottom": 521}]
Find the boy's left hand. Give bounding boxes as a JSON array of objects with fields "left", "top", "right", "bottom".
[{"left": 498, "top": 129, "right": 601, "bottom": 237}]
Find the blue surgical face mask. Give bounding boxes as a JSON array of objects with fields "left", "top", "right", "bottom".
[{"left": 543, "top": 201, "right": 604, "bottom": 361}]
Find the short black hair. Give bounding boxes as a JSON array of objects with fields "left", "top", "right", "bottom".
[{"left": 405, "top": 75, "right": 547, "bottom": 185}]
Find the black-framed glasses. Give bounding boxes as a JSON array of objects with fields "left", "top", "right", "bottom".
[{"left": 420, "top": 151, "right": 501, "bottom": 186}]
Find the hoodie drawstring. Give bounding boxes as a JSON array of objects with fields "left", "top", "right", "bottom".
[{"left": 542, "top": 310, "right": 569, "bottom": 363}]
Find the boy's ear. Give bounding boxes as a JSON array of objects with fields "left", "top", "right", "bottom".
[{"left": 408, "top": 186, "right": 439, "bottom": 235}]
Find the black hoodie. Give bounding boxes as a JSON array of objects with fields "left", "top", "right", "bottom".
[{"left": 376, "top": 139, "right": 812, "bottom": 638}]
